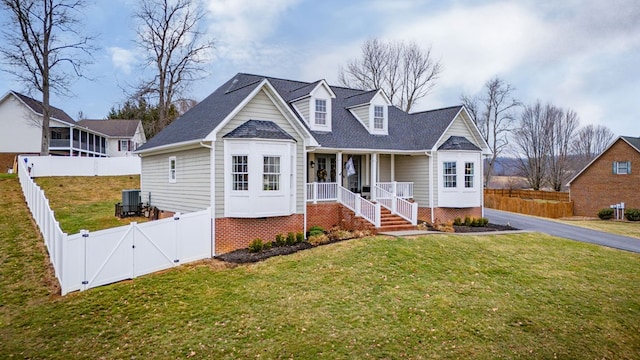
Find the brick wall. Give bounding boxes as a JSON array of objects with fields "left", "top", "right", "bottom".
[
  {"left": 418, "top": 206, "right": 482, "bottom": 224},
  {"left": 306, "top": 203, "right": 341, "bottom": 230},
  {"left": 215, "top": 214, "right": 304, "bottom": 254},
  {"left": 571, "top": 139, "right": 640, "bottom": 216},
  {"left": 306, "top": 203, "right": 376, "bottom": 233}
]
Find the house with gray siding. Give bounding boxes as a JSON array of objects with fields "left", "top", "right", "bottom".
[{"left": 135, "top": 73, "right": 491, "bottom": 254}]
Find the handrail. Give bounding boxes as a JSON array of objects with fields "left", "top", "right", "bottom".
[{"left": 374, "top": 185, "right": 418, "bottom": 225}]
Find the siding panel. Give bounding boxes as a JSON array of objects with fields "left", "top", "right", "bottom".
[
  {"left": 141, "top": 147, "right": 210, "bottom": 213},
  {"left": 395, "top": 155, "right": 430, "bottom": 204}
]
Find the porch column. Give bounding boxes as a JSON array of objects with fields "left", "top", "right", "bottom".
[
  {"left": 371, "top": 153, "right": 378, "bottom": 201},
  {"left": 337, "top": 152, "right": 343, "bottom": 186},
  {"left": 390, "top": 154, "right": 395, "bottom": 181},
  {"left": 69, "top": 127, "right": 74, "bottom": 156}
]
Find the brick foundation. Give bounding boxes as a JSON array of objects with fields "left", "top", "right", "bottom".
[
  {"left": 306, "top": 203, "right": 376, "bottom": 233},
  {"left": 215, "top": 214, "right": 304, "bottom": 254},
  {"left": 306, "top": 202, "right": 341, "bottom": 230},
  {"left": 418, "top": 207, "right": 483, "bottom": 224}
]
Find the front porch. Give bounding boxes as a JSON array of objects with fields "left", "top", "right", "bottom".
[{"left": 306, "top": 181, "right": 418, "bottom": 231}]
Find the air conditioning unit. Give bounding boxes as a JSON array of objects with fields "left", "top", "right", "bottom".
[{"left": 121, "top": 189, "right": 141, "bottom": 216}]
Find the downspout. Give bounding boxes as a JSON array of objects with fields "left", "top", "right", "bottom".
[
  {"left": 200, "top": 141, "right": 215, "bottom": 257},
  {"left": 428, "top": 151, "right": 435, "bottom": 224}
]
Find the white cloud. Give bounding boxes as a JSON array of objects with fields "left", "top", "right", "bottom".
[
  {"left": 107, "top": 47, "right": 136, "bottom": 74},
  {"left": 205, "top": 0, "right": 299, "bottom": 60}
]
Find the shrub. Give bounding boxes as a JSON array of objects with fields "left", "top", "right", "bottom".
[
  {"left": 464, "top": 216, "right": 472, "bottom": 226},
  {"left": 597, "top": 208, "right": 614, "bottom": 220},
  {"left": 624, "top": 208, "right": 640, "bottom": 221},
  {"left": 296, "top": 232, "right": 305, "bottom": 243},
  {"left": 274, "top": 234, "right": 286, "bottom": 247},
  {"left": 286, "top": 232, "right": 296, "bottom": 246},
  {"left": 434, "top": 221, "right": 455, "bottom": 233},
  {"left": 308, "top": 225, "right": 325, "bottom": 237},
  {"left": 308, "top": 234, "right": 330, "bottom": 246},
  {"left": 328, "top": 227, "right": 352, "bottom": 241},
  {"left": 453, "top": 217, "right": 463, "bottom": 226},
  {"left": 471, "top": 217, "right": 489, "bottom": 227},
  {"left": 263, "top": 241, "right": 273, "bottom": 250},
  {"left": 248, "top": 238, "right": 264, "bottom": 253}
]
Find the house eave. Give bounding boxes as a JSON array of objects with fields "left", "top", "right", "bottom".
[{"left": 134, "top": 139, "right": 206, "bottom": 156}]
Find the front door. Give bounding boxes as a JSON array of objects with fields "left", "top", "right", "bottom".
[{"left": 315, "top": 155, "right": 336, "bottom": 183}]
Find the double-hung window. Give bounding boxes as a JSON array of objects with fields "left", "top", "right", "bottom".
[
  {"left": 464, "top": 162, "right": 474, "bottom": 188},
  {"left": 169, "top": 157, "right": 176, "bottom": 183},
  {"left": 443, "top": 161, "right": 457, "bottom": 188},
  {"left": 232, "top": 155, "right": 248, "bottom": 190},
  {"left": 373, "top": 105, "right": 384, "bottom": 129},
  {"left": 613, "top": 161, "right": 631, "bottom": 174},
  {"left": 263, "top": 156, "right": 280, "bottom": 191},
  {"left": 315, "top": 99, "right": 327, "bottom": 125}
]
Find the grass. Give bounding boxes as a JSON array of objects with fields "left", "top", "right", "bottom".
[
  {"left": 2, "top": 177, "right": 639, "bottom": 359},
  {"left": 556, "top": 219, "right": 640, "bottom": 239},
  {"left": 35, "top": 175, "right": 148, "bottom": 234}
]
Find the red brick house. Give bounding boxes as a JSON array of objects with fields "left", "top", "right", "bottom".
[{"left": 568, "top": 136, "right": 640, "bottom": 217}]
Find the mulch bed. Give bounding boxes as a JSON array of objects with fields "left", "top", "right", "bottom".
[
  {"left": 215, "top": 242, "right": 314, "bottom": 264},
  {"left": 452, "top": 223, "right": 518, "bottom": 233},
  {"left": 215, "top": 223, "right": 519, "bottom": 264}
]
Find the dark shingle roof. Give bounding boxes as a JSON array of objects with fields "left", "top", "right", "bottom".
[
  {"left": 137, "top": 73, "right": 472, "bottom": 152},
  {"left": 438, "top": 136, "right": 481, "bottom": 151},
  {"left": 223, "top": 120, "right": 295, "bottom": 141},
  {"left": 77, "top": 119, "right": 142, "bottom": 137},
  {"left": 12, "top": 91, "right": 75, "bottom": 124},
  {"left": 622, "top": 136, "right": 640, "bottom": 152}
]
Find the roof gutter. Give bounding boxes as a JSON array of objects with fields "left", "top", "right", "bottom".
[{"left": 134, "top": 139, "right": 204, "bottom": 156}]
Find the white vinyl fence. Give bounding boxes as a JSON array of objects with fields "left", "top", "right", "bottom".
[
  {"left": 22, "top": 155, "right": 141, "bottom": 177},
  {"left": 17, "top": 157, "right": 212, "bottom": 295}
]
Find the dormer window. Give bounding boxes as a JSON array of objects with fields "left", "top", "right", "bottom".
[
  {"left": 374, "top": 106, "right": 384, "bottom": 129},
  {"left": 315, "top": 99, "right": 327, "bottom": 125}
]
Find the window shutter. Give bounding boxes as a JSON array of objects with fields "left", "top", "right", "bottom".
[
  {"left": 612, "top": 162, "right": 616, "bottom": 174},
  {"left": 118, "top": 140, "right": 121, "bottom": 151},
  {"left": 628, "top": 161, "right": 632, "bottom": 174},
  {"left": 128, "top": 140, "right": 132, "bottom": 151}
]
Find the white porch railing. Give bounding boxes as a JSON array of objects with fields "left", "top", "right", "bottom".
[
  {"left": 338, "top": 185, "right": 380, "bottom": 227},
  {"left": 377, "top": 181, "right": 413, "bottom": 199},
  {"left": 374, "top": 185, "right": 418, "bottom": 225},
  {"left": 306, "top": 182, "right": 338, "bottom": 203},
  {"left": 308, "top": 182, "right": 418, "bottom": 227}
]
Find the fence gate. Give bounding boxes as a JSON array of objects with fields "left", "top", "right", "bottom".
[{"left": 83, "top": 223, "right": 181, "bottom": 290}]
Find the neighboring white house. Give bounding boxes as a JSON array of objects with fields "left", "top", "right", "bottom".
[
  {"left": 77, "top": 119, "right": 146, "bottom": 157},
  {"left": 136, "top": 73, "right": 491, "bottom": 254},
  {"left": 0, "top": 91, "right": 112, "bottom": 170}
]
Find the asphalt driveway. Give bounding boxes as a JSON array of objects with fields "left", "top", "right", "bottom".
[{"left": 485, "top": 208, "right": 640, "bottom": 253}]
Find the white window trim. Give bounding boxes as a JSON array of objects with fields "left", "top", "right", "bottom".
[
  {"left": 443, "top": 161, "right": 457, "bottom": 189},
  {"left": 369, "top": 104, "right": 388, "bottom": 134},
  {"left": 262, "top": 155, "right": 281, "bottom": 191},
  {"left": 232, "top": 155, "right": 249, "bottom": 191},
  {"left": 309, "top": 97, "right": 331, "bottom": 131},
  {"left": 613, "top": 161, "right": 631, "bottom": 175},
  {"left": 169, "top": 156, "right": 176, "bottom": 183},
  {"left": 315, "top": 99, "right": 327, "bottom": 126},
  {"left": 464, "top": 162, "right": 474, "bottom": 189},
  {"left": 120, "top": 139, "right": 129, "bottom": 152}
]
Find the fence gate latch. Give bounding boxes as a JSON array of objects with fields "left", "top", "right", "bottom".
[
  {"left": 173, "top": 259, "right": 179, "bottom": 263},
  {"left": 82, "top": 280, "right": 88, "bottom": 285}
]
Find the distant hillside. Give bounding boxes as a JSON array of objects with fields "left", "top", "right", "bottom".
[{"left": 489, "top": 157, "right": 522, "bottom": 176}]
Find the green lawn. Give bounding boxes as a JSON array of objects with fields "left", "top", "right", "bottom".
[
  {"left": 35, "top": 176, "right": 147, "bottom": 234},
  {"left": 556, "top": 219, "right": 640, "bottom": 239},
  {"left": 3, "top": 176, "right": 640, "bottom": 358}
]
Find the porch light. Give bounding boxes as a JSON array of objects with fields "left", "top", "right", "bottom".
[{"left": 310, "top": 161, "right": 315, "bottom": 168}]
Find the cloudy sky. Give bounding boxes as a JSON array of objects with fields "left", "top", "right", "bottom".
[{"left": 1, "top": 0, "right": 638, "bottom": 136}]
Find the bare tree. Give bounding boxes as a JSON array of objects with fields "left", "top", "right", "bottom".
[
  {"left": 572, "top": 124, "right": 616, "bottom": 168},
  {"left": 339, "top": 38, "right": 442, "bottom": 112},
  {"left": 1, "top": 0, "right": 94, "bottom": 155},
  {"left": 460, "top": 77, "right": 520, "bottom": 186},
  {"left": 512, "top": 101, "right": 551, "bottom": 190},
  {"left": 547, "top": 107, "right": 579, "bottom": 191},
  {"left": 134, "top": 0, "right": 213, "bottom": 131}
]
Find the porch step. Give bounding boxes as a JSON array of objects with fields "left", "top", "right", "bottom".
[{"left": 378, "top": 207, "right": 416, "bottom": 232}]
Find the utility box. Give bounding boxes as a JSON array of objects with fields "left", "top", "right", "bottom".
[{"left": 120, "top": 189, "right": 141, "bottom": 217}]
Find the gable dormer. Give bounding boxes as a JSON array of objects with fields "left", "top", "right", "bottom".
[
  {"left": 348, "top": 89, "right": 391, "bottom": 135},
  {"left": 290, "top": 80, "right": 336, "bottom": 132}
]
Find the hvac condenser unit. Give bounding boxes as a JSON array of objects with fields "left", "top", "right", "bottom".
[{"left": 121, "top": 189, "right": 141, "bottom": 216}]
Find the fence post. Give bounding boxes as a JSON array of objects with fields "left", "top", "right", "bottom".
[
  {"left": 375, "top": 203, "right": 381, "bottom": 227},
  {"left": 411, "top": 203, "right": 418, "bottom": 225},
  {"left": 81, "top": 229, "right": 89, "bottom": 291},
  {"left": 355, "top": 194, "right": 361, "bottom": 217}
]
